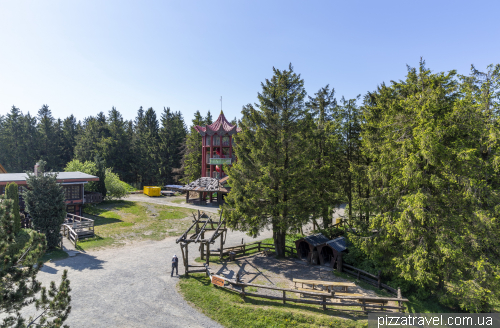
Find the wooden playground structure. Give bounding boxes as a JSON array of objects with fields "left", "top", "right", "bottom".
[{"left": 176, "top": 210, "right": 227, "bottom": 275}]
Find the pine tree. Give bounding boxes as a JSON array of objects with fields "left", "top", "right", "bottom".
[
  {"left": 360, "top": 61, "right": 500, "bottom": 312},
  {"left": 5, "top": 183, "right": 21, "bottom": 235},
  {"left": 37, "top": 105, "right": 60, "bottom": 171},
  {"left": 94, "top": 155, "right": 107, "bottom": 198},
  {"left": 23, "top": 161, "right": 66, "bottom": 249},
  {"left": 305, "top": 85, "right": 342, "bottom": 228},
  {"left": 179, "top": 111, "right": 205, "bottom": 184},
  {"left": 61, "top": 115, "right": 79, "bottom": 166},
  {"left": 105, "top": 107, "right": 132, "bottom": 181},
  {"left": 222, "top": 64, "right": 312, "bottom": 256},
  {"left": 159, "top": 107, "right": 187, "bottom": 185},
  {"left": 0, "top": 196, "right": 71, "bottom": 328}
]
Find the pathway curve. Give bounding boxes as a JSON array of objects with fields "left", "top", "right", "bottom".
[{"left": 38, "top": 200, "right": 273, "bottom": 328}]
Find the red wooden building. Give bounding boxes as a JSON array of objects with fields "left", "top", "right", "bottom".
[
  {"left": 194, "top": 111, "right": 241, "bottom": 179},
  {"left": 0, "top": 165, "right": 101, "bottom": 216}
]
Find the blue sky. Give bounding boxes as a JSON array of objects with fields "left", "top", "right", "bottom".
[{"left": 1, "top": 0, "right": 499, "bottom": 127}]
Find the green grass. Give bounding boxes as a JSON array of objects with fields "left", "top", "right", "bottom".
[
  {"left": 40, "top": 248, "right": 69, "bottom": 263},
  {"left": 178, "top": 274, "right": 368, "bottom": 328},
  {"left": 77, "top": 200, "right": 197, "bottom": 250},
  {"left": 170, "top": 198, "right": 185, "bottom": 204}
]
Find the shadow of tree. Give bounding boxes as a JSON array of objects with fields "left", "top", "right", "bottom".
[{"left": 51, "top": 252, "right": 106, "bottom": 272}]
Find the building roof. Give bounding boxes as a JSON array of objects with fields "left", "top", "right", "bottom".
[
  {"left": 0, "top": 164, "right": 6, "bottom": 174},
  {"left": 194, "top": 111, "right": 241, "bottom": 136},
  {"left": 303, "top": 233, "right": 330, "bottom": 247},
  {"left": 326, "top": 236, "right": 347, "bottom": 252},
  {"left": 0, "top": 171, "right": 99, "bottom": 185}
]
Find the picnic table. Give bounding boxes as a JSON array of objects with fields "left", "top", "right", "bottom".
[{"left": 293, "top": 278, "right": 357, "bottom": 293}]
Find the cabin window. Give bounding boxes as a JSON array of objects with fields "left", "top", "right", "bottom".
[
  {"left": 222, "top": 148, "right": 230, "bottom": 156},
  {"left": 66, "top": 205, "right": 76, "bottom": 214},
  {"left": 213, "top": 137, "right": 220, "bottom": 146},
  {"left": 64, "top": 185, "right": 82, "bottom": 200},
  {"left": 222, "top": 136, "right": 230, "bottom": 146},
  {"left": 206, "top": 136, "right": 211, "bottom": 146},
  {"left": 0, "top": 186, "right": 4, "bottom": 195}
]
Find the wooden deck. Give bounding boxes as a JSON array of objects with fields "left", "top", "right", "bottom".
[{"left": 62, "top": 213, "right": 95, "bottom": 246}]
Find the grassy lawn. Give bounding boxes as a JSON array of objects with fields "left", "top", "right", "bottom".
[
  {"left": 76, "top": 200, "right": 197, "bottom": 250},
  {"left": 178, "top": 274, "right": 368, "bottom": 328}
]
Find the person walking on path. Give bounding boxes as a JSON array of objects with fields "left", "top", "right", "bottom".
[{"left": 171, "top": 255, "right": 179, "bottom": 277}]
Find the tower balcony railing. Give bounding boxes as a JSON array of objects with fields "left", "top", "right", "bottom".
[{"left": 207, "top": 155, "right": 232, "bottom": 165}]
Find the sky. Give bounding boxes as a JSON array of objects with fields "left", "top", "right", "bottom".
[{"left": 1, "top": 0, "right": 499, "bottom": 128}]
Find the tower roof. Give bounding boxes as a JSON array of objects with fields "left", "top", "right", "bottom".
[{"left": 194, "top": 111, "right": 241, "bottom": 136}]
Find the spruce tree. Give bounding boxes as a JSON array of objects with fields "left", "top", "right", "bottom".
[
  {"left": 5, "top": 182, "right": 21, "bottom": 235},
  {"left": 361, "top": 61, "right": 500, "bottom": 312},
  {"left": 0, "top": 196, "right": 71, "bottom": 328},
  {"left": 23, "top": 161, "right": 66, "bottom": 249},
  {"left": 94, "top": 155, "right": 107, "bottom": 198},
  {"left": 179, "top": 111, "right": 205, "bottom": 184},
  {"left": 222, "top": 64, "right": 311, "bottom": 256}
]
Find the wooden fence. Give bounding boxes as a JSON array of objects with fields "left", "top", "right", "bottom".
[
  {"left": 203, "top": 264, "right": 407, "bottom": 313},
  {"left": 215, "top": 241, "right": 296, "bottom": 260},
  {"left": 341, "top": 263, "right": 397, "bottom": 294}
]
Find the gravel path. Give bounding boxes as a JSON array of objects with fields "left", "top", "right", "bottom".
[{"left": 37, "top": 203, "right": 273, "bottom": 328}]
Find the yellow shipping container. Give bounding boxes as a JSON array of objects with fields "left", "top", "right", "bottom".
[{"left": 143, "top": 186, "right": 161, "bottom": 197}]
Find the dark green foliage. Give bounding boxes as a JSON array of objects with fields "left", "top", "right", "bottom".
[
  {"left": 94, "top": 155, "right": 107, "bottom": 198},
  {"left": 223, "top": 64, "right": 312, "bottom": 256},
  {"left": 159, "top": 107, "right": 187, "bottom": 184},
  {"left": 179, "top": 110, "right": 206, "bottom": 184},
  {"left": 23, "top": 161, "right": 66, "bottom": 249},
  {"left": 0, "top": 197, "right": 71, "bottom": 328},
  {"left": 5, "top": 182, "right": 21, "bottom": 235},
  {"left": 358, "top": 61, "right": 500, "bottom": 312}
]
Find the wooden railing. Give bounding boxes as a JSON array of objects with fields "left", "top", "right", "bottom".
[
  {"left": 214, "top": 241, "right": 296, "bottom": 260},
  {"left": 84, "top": 192, "right": 103, "bottom": 204},
  {"left": 204, "top": 264, "right": 407, "bottom": 313},
  {"left": 341, "top": 263, "right": 397, "bottom": 294},
  {"left": 62, "top": 213, "right": 95, "bottom": 246}
]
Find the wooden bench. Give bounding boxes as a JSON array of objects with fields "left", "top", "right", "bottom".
[{"left": 293, "top": 278, "right": 356, "bottom": 292}]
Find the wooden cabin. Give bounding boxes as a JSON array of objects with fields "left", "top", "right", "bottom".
[
  {"left": 0, "top": 169, "right": 101, "bottom": 216},
  {"left": 294, "top": 233, "right": 330, "bottom": 264},
  {"left": 317, "top": 236, "right": 348, "bottom": 267}
]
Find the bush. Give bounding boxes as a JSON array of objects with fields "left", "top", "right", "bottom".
[{"left": 104, "top": 169, "right": 128, "bottom": 200}]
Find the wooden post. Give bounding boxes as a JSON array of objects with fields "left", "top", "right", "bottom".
[
  {"left": 200, "top": 232, "right": 205, "bottom": 260},
  {"left": 397, "top": 287, "right": 402, "bottom": 313},
  {"left": 243, "top": 244, "right": 246, "bottom": 256},
  {"left": 357, "top": 270, "right": 360, "bottom": 280},
  {"left": 241, "top": 286, "right": 245, "bottom": 301},
  {"left": 377, "top": 270, "right": 381, "bottom": 289},
  {"left": 219, "top": 230, "right": 224, "bottom": 260},
  {"left": 258, "top": 242, "right": 261, "bottom": 252},
  {"left": 322, "top": 296, "right": 326, "bottom": 311},
  {"left": 206, "top": 243, "right": 210, "bottom": 266},
  {"left": 362, "top": 300, "right": 367, "bottom": 314},
  {"left": 186, "top": 191, "right": 189, "bottom": 203},
  {"left": 283, "top": 291, "right": 286, "bottom": 304},
  {"left": 185, "top": 244, "right": 189, "bottom": 276},
  {"left": 338, "top": 253, "right": 343, "bottom": 272}
]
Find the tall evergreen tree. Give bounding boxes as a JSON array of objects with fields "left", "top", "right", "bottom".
[
  {"left": 360, "top": 61, "right": 500, "bottom": 312},
  {"left": 60, "top": 115, "right": 79, "bottom": 166},
  {"left": 5, "top": 183, "right": 21, "bottom": 235},
  {"left": 94, "top": 155, "right": 107, "bottom": 198},
  {"left": 179, "top": 110, "right": 205, "bottom": 184},
  {"left": 105, "top": 107, "right": 132, "bottom": 181},
  {"left": 23, "top": 161, "right": 66, "bottom": 249},
  {"left": 0, "top": 196, "right": 71, "bottom": 328},
  {"left": 305, "top": 85, "right": 342, "bottom": 228},
  {"left": 159, "top": 107, "right": 187, "bottom": 185},
  {"left": 222, "top": 64, "right": 311, "bottom": 256},
  {"left": 37, "top": 105, "right": 60, "bottom": 171}
]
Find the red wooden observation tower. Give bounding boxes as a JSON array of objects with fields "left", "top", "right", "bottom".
[{"left": 194, "top": 111, "right": 240, "bottom": 179}]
